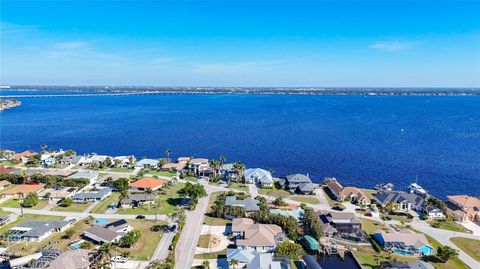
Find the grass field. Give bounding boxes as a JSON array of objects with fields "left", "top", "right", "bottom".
[
  {"left": 52, "top": 202, "right": 92, "bottom": 212},
  {"left": 429, "top": 220, "right": 473, "bottom": 234},
  {"left": 91, "top": 192, "right": 120, "bottom": 213},
  {"left": 197, "top": 234, "right": 212, "bottom": 248},
  {"left": 361, "top": 218, "right": 388, "bottom": 234},
  {"left": 118, "top": 183, "right": 185, "bottom": 215},
  {"left": 203, "top": 191, "right": 231, "bottom": 226},
  {"left": 0, "top": 198, "right": 48, "bottom": 209},
  {"left": 148, "top": 170, "right": 176, "bottom": 178},
  {"left": 450, "top": 237, "right": 480, "bottom": 261},
  {"left": 360, "top": 188, "right": 377, "bottom": 200},
  {"left": 258, "top": 188, "right": 290, "bottom": 198},
  {"left": 194, "top": 249, "right": 227, "bottom": 260},
  {"left": 290, "top": 195, "right": 320, "bottom": 204},
  {"left": 117, "top": 219, "right": 166, "bottom": 260},
  {"left": 229, "top": 183, "right": 248, "bottom": 191},
  {"left": 108, "top": 167, "right": 134, "bottom": 173},
  {"left": 0, "top": 160, "right": 17, "bottom": 167}
]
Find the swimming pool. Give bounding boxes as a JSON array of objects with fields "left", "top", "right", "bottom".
[
  {"left": 69, "top": 240, "right": 85, "bottom": 250},
  {"left": 94, "top": 218, "right": 109, "bottom": 225}
]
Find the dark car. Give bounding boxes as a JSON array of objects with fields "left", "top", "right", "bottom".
[
  {"left": 332, "top": 206, "right": 344, "bottom": 211},
  {"left": 170, "top": 225, "right": 177, "bottom": 232},
  {"left": 136, "top": 215, "right": 146, "bottom": 219}
]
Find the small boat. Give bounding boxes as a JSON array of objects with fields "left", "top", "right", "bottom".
[
  {"left": 374, "top": 183, "right": 394, "bottom": 191},
  {"left": 407, "top": 182, "right": 428, "bottom": 196}
]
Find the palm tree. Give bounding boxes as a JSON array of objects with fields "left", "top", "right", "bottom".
[
  {"left": 165, "top": 149, "right": 171, "bottom": 163},
  {"left": 202, "top": 260, "right": 210, "bottom": 269},
  {"left": 233, "top": 161, "right": 246, "bottom": 183},
  {"left": 219, "top": 155, "right": 226, "bottom": 165},
  {"left": 209, "top": 159, "right": 221, "bottom": 179},
  {"left": 229, "top": 258, "right": 239, "bottom": 269},
  {"left": 98, "top": 242, "right": 114, "bottom": 262},
  {"left": 40, "top": 144, "right": 47, "bottom": 153}
]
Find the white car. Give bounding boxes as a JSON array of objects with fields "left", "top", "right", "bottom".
[{"left": 111, "top": 256, "right": 128, "bottom": 263}]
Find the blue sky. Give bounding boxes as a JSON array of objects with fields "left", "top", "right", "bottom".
[{"left": 1, "top": 0, "right": 479, "bottom": 87}]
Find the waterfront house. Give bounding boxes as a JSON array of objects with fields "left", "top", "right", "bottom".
[
  {"left": 423, "top": 205, "right": 445, "bottom": 220},
  {"left": 445, "top": 195, "right": 480, "bottom": 222},
  {"left": 80, "top": 154, "right": 109, "bottom": 166},
  {"left": 380, "top": 261, "right": 434, "bottom": 269},
  {"left": 324, "top": 178, "right": 370, "bottom": 205},
  {"left": 374, "top": 190, "right": 425, "bottom": 212},
  {"left": 119, "top": 193, "right": 155, "bottom": 208},
  {"left": 162, "top": 157, "right": 190, "bottom": 171},
  {"left": 38, "top": 186, "right": 79, "bottom": 202},
  {"left": 374, "top": 229, "right": 433, "bottom": 256},
  {"left": 0, "top": 180, "right": 11, "bottom": 190},
  {"left": 1, "top": 182, "right": 45, "bottom": 198},
  {"left": 231, "top": 218, "right": 285, "bottom": 252},
  {"left": 135, "top": 158, "right": 160, "bottom": 169},
  {"left": 67, "top": 171, "right": 99, "bottom": 184},
  {"left": 318, "top": 211, "right": 367, "bottom": 242},
  {"left": 244, "top": 168, "right": 274, "bottom": 187},
  {"left": 220, "top": 163, "right": 238, "bottom": 181},
  {"left": 188, "top": 158, "right": 209, "bottom": 176},
  {"left": 60, "top": 155, "right": 86, "bottom": 166},
  {"left": 11, "top": 150, "right": 35, "bottom": 163},
  {"left": 279, "top": 174, "right": 315, "bottom": 194},
  {"left": 40, "top": 154, "right": 56, "bottom": 167},
  {"left": 83, "top": 219, "right": 132, "bottom": 244},
  {"left": 113, "top": 155, "right": 135, "bottom": 167},
  {"left": 7, "top": 220, "right": 73, "bottom": 242},
  {"left": 72, "top": 187, "right": 112, "bottom": 203},
  {"left": 128, "top": 177, "right": 166, "bottom": 191},
  {"left": 225, "top": 196, "right": 260, "bottom": 218},
  {"left": 269, "top": 207, "right": 305, "bottom": 221},
  {"left": 226, "top": 249, "right": 291, "bottom": 269}
]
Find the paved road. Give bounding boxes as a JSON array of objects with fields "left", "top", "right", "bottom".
[
  {"left": 174, "top": 195, "right": 210, "bottom": 269},
  {"left": 0, "top": 207, "right": 169, "bottom": 221},
  {"left": 248, "top": 184, "right": 258, "bottom": 197},
  {"left": 151, "top": 229, "right": 176, "bottom": 261}
]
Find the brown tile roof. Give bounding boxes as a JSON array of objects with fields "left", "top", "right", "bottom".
[
  {"left": 232, "top": 218, "right": 282, "bottom": 247},
  {"left": 447, "top": 195, "right": 480, "bottom": 208},
  {"left": 340, "top": 187, "right": 371, "bottom": 202},
  {"left": 326, "top": 180, "right": 343, "bottom": 196},
  {"left": 129, "top": 177, "right": 166, "bottom": 189},
  {"left": 2, "top": 183, "right": 45, "bottom": 195},
  {"left": 12, "top": 151, "right": 35, "bottom": 160}
]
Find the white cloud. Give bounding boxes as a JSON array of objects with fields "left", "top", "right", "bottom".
[
  {"left": 369, "top": 41, "right": 413, "bottom": 52},
  {"left": 54, "top": 41, "right": 90, "bottom": 49},
  {"left": 192, "top": 60, "right": 281, "bottom": 74}
]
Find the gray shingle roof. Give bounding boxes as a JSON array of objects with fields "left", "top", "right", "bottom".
[
  {"left": 286, "top": 174, "right": 312, "bottom": 184},
  {"left": 225, "top": 196, "right": 260, "bottom": 211},
  {"left": 12, "top": 220, "right": 71, "bottom": 237},
  {"left": 375, "top": 191, "right": 425, "bottom": 208},
  {"left": 73, "top": 187, "right": 111, "bottom": 200}
]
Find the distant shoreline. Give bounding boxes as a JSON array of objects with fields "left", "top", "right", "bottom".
[{"left": 1, "top": 86, "right": 480, "bottom": 97}]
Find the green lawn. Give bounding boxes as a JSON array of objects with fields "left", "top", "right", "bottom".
[
  {"left": 91, "top": 192, "right": 120, "bottom": 213},
  {"left": 229, "top": 183, "right": 248, "bottom": 191},
  {"left": 203, "top": 191, "right": 231, "bottom": 226},
  {"left": 108, "top": 167, "right": 134, "bottom": 173},
  {"left": 360, "top": 188, "right": 377, "bottom": 200},
  {"left": 361, "top": 218, "right": 388, "bottom": 234},
  {"left": 290, "top": 195, "right": 320, "bottom": 204},
  {"left": 429, "top": 220, "right": 472, "bottom": 234},
  {"left": 353, "top": 245, "right": 419, "bottom": 269},
  {"left": 450, "top": 237, "right": 480, "bottom": 261},
  {"left": 197, "top": 234, "right": 211, "bottom": 248},
  {"left": 148, "top": 170, "right": 176, "bottom": 177},
  {"left": 183, "top": 176, "right": 198, "bottom": 182},
  {"left": 194, "top": 249, "right": 227, "bottom": 260},
  {"left": 0, "top": 198, "right": 48, "bottom": 209},
  {"left": 52, "top": 203, "right": 92, "bottom": 212},
  {"left": 0, "top": 160, "right": 16, "bottom": 167},
  {"left": 117, "top": 219, "right": 166, "bottom": 260},
  {"left": 386, "top": 213, "right": 413, "bottom": 223},
  {"left": 118, "top": 183, "right": 185, "bottom": 215},
  {"left": 258, "top": 188, "right": 290, "bottom": 198}
]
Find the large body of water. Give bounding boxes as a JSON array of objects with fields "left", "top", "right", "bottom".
[{"left": 1, "top": 91, "right": 479, "bottom": 198}]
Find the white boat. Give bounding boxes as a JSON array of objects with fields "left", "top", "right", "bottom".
[
  {"left": 375, "top": 183, "right": 394, "bottom": 191},
  {"left": 407, "top": 182, "right": 428, "bottom": 196}
]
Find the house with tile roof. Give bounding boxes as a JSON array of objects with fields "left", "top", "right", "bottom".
[
  {"left": 445, "top": 195, "right": 480, "bottom": 222},
  {"left": 374, "top": 229, "right": 433, "bottom": 256},
  {"left": 1, "top": 182, "right": 45, "bottom": 198},
  {"left": 245, "top": 168, "right": 274, "bottom": 187},
  {"left": 11, "top": 150, "right": 35, "bottom": 163},
  {"left": 231, "top": 218, "right": 285, "bottom": 252},
  {"left": 129, "top": 177, "right": 166, "bottom": 191},
  {"left": 324, "top": 178, "right": 370, "bottom": 205}
]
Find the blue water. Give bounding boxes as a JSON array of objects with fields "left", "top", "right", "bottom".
[
  {"left": 93, "top": 218, "right": 109, "bottom": 225},
  {"left": 1, "top": 92, "right": 479, "bottom": 198}
]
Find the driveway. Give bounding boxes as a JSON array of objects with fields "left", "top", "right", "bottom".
[
  {"left": 460, "top": 220, "right": 480, "bottom": 236},
  {"left": 248, "top": 184, "right": 258, "bottom": 197},
  {"left": 196, "top": 225, "right": 231, "bottom": 254}
]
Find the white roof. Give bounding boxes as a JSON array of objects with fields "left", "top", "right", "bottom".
[{"left": 245, "top": 168, "right": 273, "bottom": 184}]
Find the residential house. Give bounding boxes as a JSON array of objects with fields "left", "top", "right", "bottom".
[
  {"left": 0, "top": 180, "right": 11, "bottom": 190},
  {"left": 113, "top": 155, "right": 135, "bottom": 167},
  {"left": 47, "top": 249, "right": 91, "bottom": 269},
  {"left": 318, "top": 211, "right": 367, "bottom": 242},
  {"left": 302, "top": 255, "right": 323, "bottom": 269},
  {"left": 38, "top": 186, "right": 79, "bottom": 202},
  {"left": 231, "top": 218, "right": 285, "bottom": 252},
  {"left": 445, "top": 195, "right": 480, "bottom": 222},
  {"left": 1, "top": 182, "right": 45, "bottom": 198},
  {"left": 226, "top": 249, "right": 291, "bottom": 269},
  {"left": 11, "top": 151, "right": 35, "bottom": 163},
  {"left": 67, "top": 171, "right": 99, "bottom": 184},
  {"left": 60, "top": 155, "right": 86, "bottom": 166},
  {"left": 278, "top": 174, "right": 314, "bottom": 194},
  {"left": 374, "top": 190, "right": 426, "bottom": 212},
  {"left": 423, "top": 205, "right": 445, "bottom": 220},
  {"left": 374, "top": 229, "right": 433, "bottom": 256},
  {"left": 7, "top": 220, "right": 73, "bottom": 242},
  {"left": 380, "top": 261, "right": 435, "bottom": 269},
  {"left": 188, "top": 158, "right": 209, "bottom": 176},
  {"left": 40, "top": 154, "right": 56, "bottom": 167},
  {"left": 119, "top": 193, "right": 155, "bottom": 208},
  {"left": 83, "top": 219, "right": 132, "bottom": 244},
  {"left": 220, "top": 163, "right": 237, "bottom": 181},
  {"left": 245, "top": 168, "right": 274, "bottom": 187},
  {"left": 135, "top": 158, "right": 160, "bottom": 169},
  {"left": 72, "top": 187, "right": 112, "bottom": 203},
  {"left": 129, "top": 177, "right": 167, "bottom": 191},
  {"left": 269, "top": 208, "right": 305, "bottom": 221},
  {"left": 162, "top": 157, "right": 190, "bottom": 171},
  {"left": 324, "top": 178, "right": 370, "bottom": 205},
  {"left": 80, "top": 154, "right": 109, "bottom": 166},
  {"left": 225, "top": 196, "right": 260, "bottom": 218}
]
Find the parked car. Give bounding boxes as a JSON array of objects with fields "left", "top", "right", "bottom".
[
  {"left": 136, "top": 215, "right": 146, "bottom": 219},
  {"left": 170, "top": 224, "right": 177, "bottom": 232}
]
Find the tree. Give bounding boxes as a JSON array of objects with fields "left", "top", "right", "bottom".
[
  {"left": 202, "top": 260, "right": 210, "bottom": 269},
  {"left": 98, "top": 242, "right": 114, "bottom": 262},
  {"left": 80, "top": 241, "right": 94, "bottom": 249},
  {"left": 103, "top": 157, "right": 112, "bottom": 168},
  {"left": 113, "top": 178, "right": 130, "bottom": 200},
  {"left": 178, "top": 182, "right": 207, "bottom": 200},
  {"left": 233, "top": 161, "right": 246, "bottom": 182},
  {"left": 301, "top": 204, "right": 323, "bottom": 240},
  {"left": 219, "top": 155, "right": 226, "bottom": 165},
  {"left": 437, "top": 246, "right": 458, "bottom": 263},
  {"left": 273, "top": 197, "right": 288, "bottom": 206},
  {"left": 275, "top": 241, "right": 305, "bottom": 260},
  {"left": 40, "top": 144, "right": 47, "bottom": 153},
  {"left": 64, "top": 149, "right": 76, "bottom": 156},
  {"left": 165, "top": 149, "right": 171, "bottom": 163},
  {"left": 63, "top": 229, "right": 75, "bottom": 239},
  {"left": 209, "top": 159, "right": 221, "bottom": 179},
  {"left": 21, "top": 192, "right": 39, "bottom": 207},
  {"left": 121, "top": 229, "right": 141, "bottom": 247},
  {"left": 229, "top": 258, "right": 239, "bottom": 269},
  {"left": 59, "top": 197, "right": 73, "bottom": 207}
]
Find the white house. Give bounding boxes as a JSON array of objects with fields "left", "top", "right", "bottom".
[{"left": 244, "top": 168, "right": 274, "bottom": 187}]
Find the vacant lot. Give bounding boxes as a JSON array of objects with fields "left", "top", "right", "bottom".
[
  {"left": 0, "top": 198, "right": 48, "bottom": 209},
  {"left": 117, "top": 219, "right": 166, "bottom": 260},
  {"left": 91, "top": 192, "right": 121, "bottom": 213},
  {"left": 291, "top": 195, "right": 320, "bottom": 204},
  {"left": 450, "top": 237, "right": 480, "bottom": 261},
  {"left": 258, "top": 188, "right": 290, "bottom": 198},
  {"left": 52, "top": 203, "right": 92, "bottom": 212},
  {"left": 429, "top": 220, "right": 472, "bottom": 234}
]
